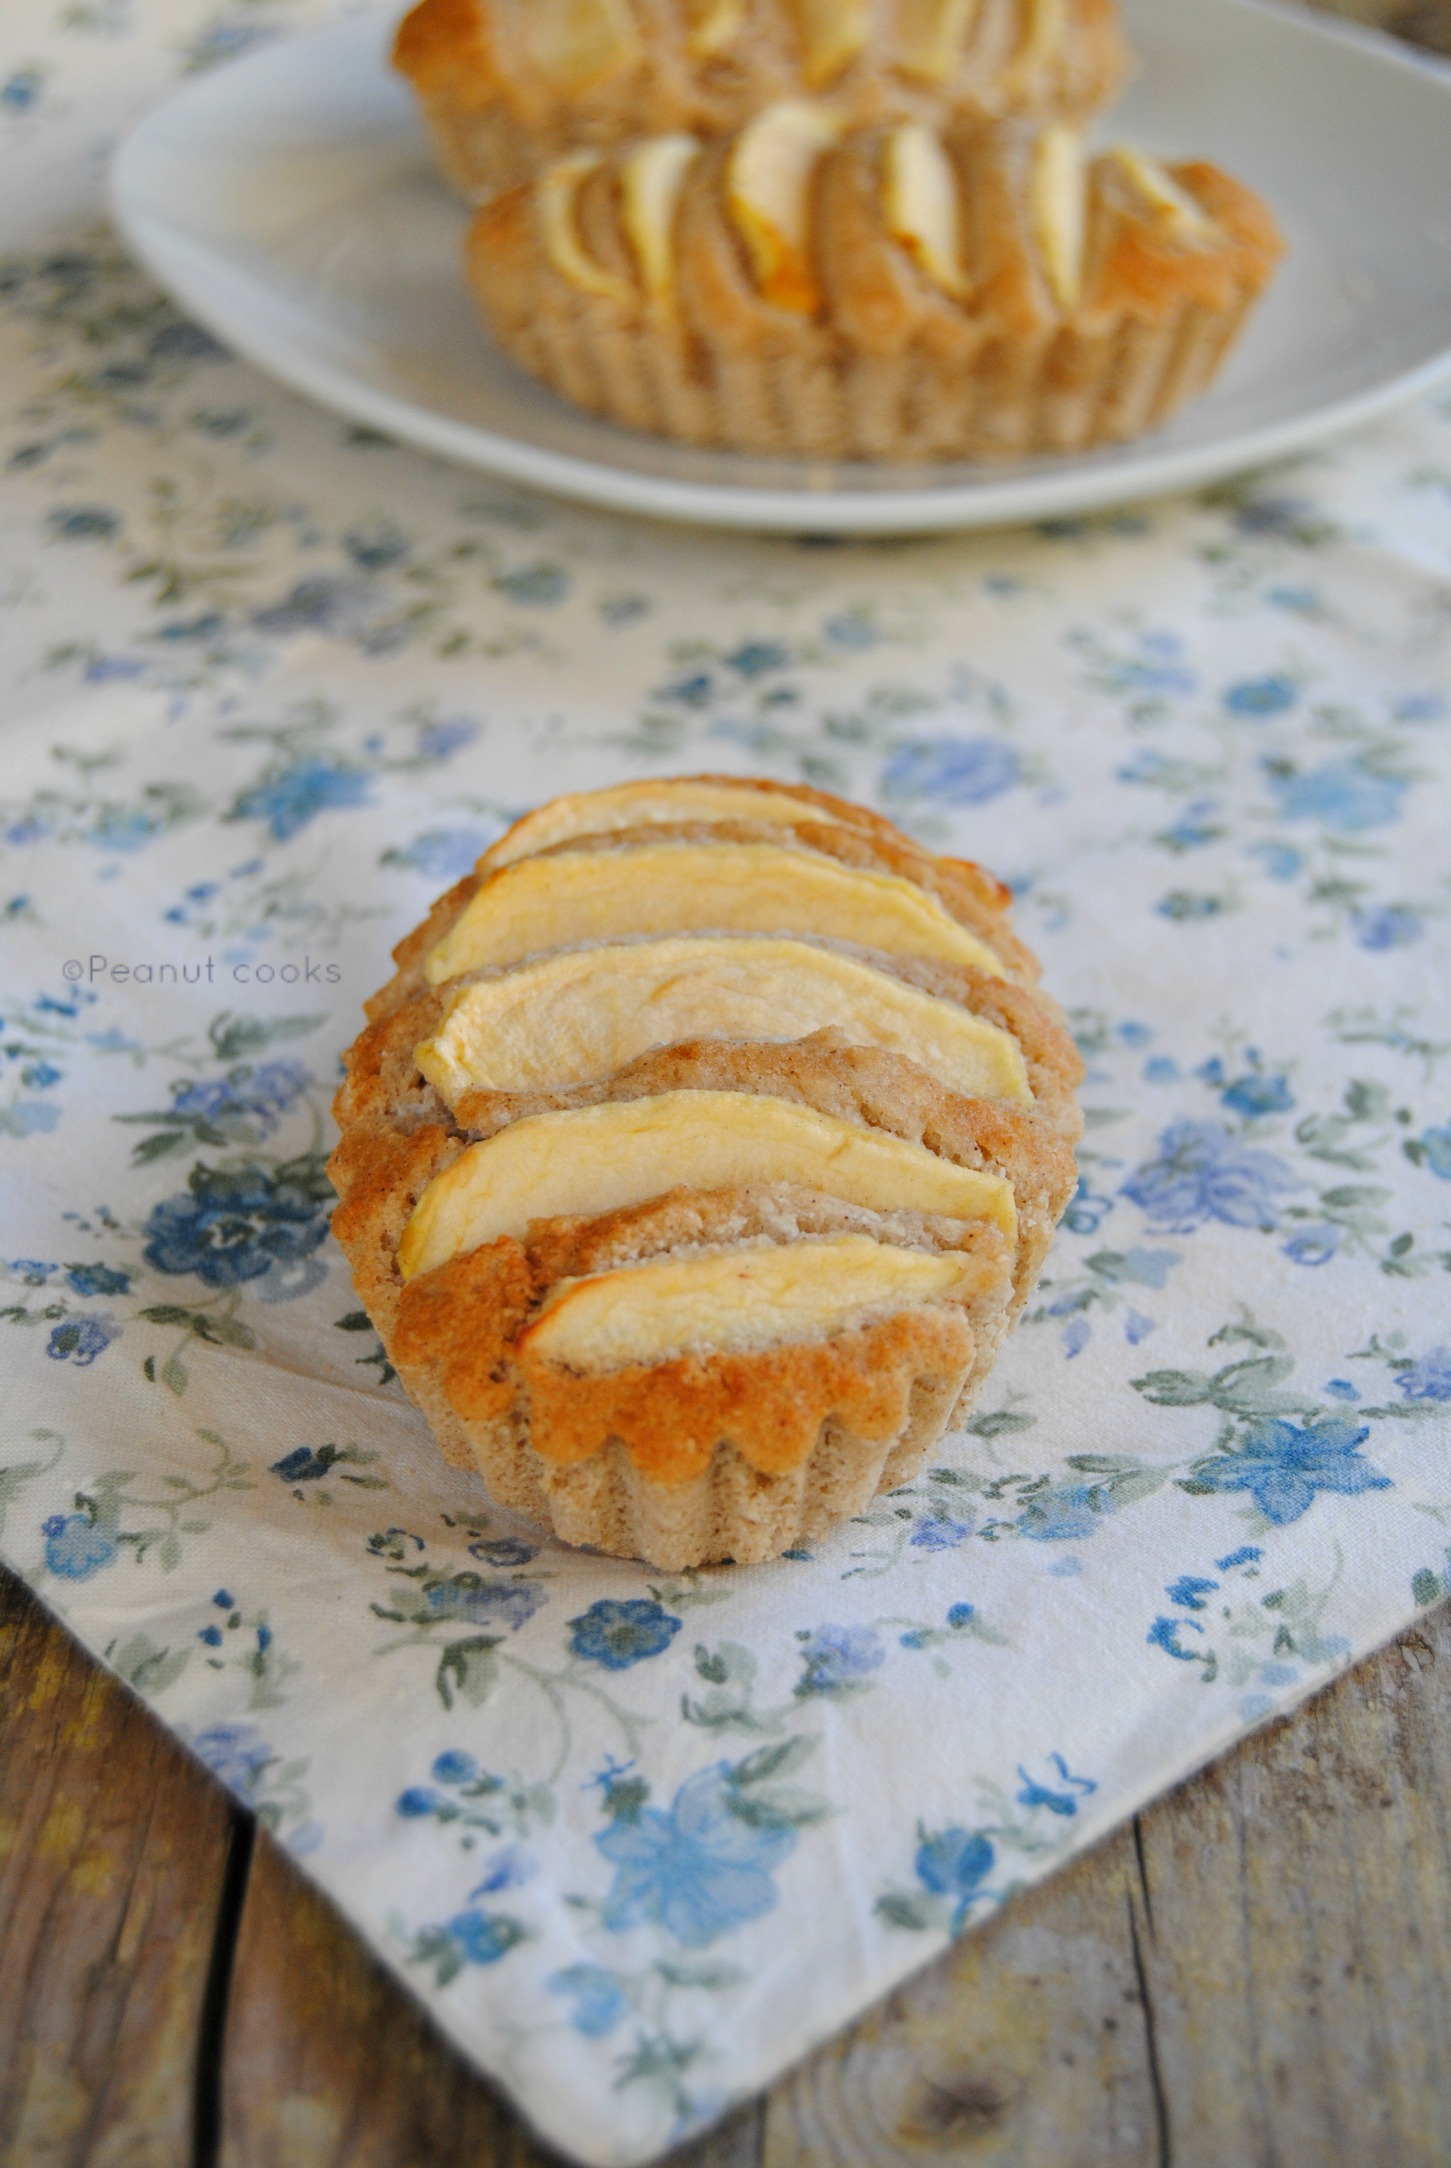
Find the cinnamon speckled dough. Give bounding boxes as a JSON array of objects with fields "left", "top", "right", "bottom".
[
  {"left": 465, "top": 118, "right": 1282, "bottom": 461},
  {"left": 393, "top": 0, "right": 1129, "bottom": 202},
  {"left": 328, "top": 774, "right": 1081, "bottom": 1568}
]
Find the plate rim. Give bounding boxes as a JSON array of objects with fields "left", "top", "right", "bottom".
[{"left": 109, "top": 0, "right": 1451, "bottom": 535}]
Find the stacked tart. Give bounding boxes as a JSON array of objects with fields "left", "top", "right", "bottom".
[
  {"left": 330, "top": 777, "right": 1082, "bottom": 1568},
  {"left": 393, "top": 0, "right": 1283, "bottom": 461}
]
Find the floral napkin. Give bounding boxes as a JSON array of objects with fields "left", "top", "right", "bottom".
[{"left": 4, "top": 4, "right": 1451, "bottom": 2161}]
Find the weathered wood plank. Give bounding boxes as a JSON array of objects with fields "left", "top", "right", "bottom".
[
  {"left": 758, "top": 1824, "right": 1159, "bottom": 2168},
  {"left": 0, "top": 1564, "right": 233, "bottom": 2168},
  {"left": 1133, "top": 1607, "right": 1451, "bottom": 2168},
  {"left": 757, "top": 1610, "right": 1451, "bottom": 2168},
  {"left": 218, "top": 1833, "right": 540, "bottom": 2168}
]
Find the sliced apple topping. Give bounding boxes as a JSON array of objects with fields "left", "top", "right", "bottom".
[
  {"left": 620, "top": 135, "right": 700, "bottom": 310},
  {"left": 790, "top": 0, "right": 871, "bottom": 88},
  {"left": 1108, "top": 147, "right": 1219, "bottom": 245},
  {"left": 521, "top": 1235, "right": 985, "bottom": 1371},
  {"left": 539, "top": 153, "right": 635, "bottom": 302},
  {"left": 726, "top": 101, "right": 841, "bottom": 314},
  {"left": 424, "top": 840, "right": 1007, "bottom": 984},
  {"left": 1011, "top": 0, "right": 1067, "bottom": 78},
  {"left": 520, "top": 0, "right": 641, "bottom": 93},
  {"left": 413, "top": 934, "right": 1030, "bottom": 1104},
  {"left": 895, "top": 0, "right": 985, "bottom": 85},
  {"left": 685, "top": 0, "right": 746, "bottom": 55},
  {"left": 481, "top": 779, "right": 857, "bottom": 871},
  {"left": 884, "top": 123, "right": 968, "bottom": 297},
  {"left": 399, "top": 1090, "right": 1016, "bottom": 1279},
  {"left": 1031, "top": 126, "right": 1085, "bottom": 311}
]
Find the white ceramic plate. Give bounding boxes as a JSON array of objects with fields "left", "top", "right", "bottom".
[{"left": 110, "top": 0, "right": 1451, "bottom": 534}]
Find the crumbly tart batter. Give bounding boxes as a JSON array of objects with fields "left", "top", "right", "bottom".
[
  {"left": 394, "top": 0, "right": 1129, "bottom": 202},
  {"left": 329, "top": 776, "right": 1082, "bottom": 1568},
  {"left": 465, "top": 114, "right": 1283, "bottom": 461}
]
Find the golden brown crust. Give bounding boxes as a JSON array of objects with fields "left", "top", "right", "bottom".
[{"left": 466, "top": 122, "right": 1283, "bottom": 462}]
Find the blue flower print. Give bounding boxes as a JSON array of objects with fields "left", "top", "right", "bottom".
[
  {"left": 2, "top": 67, "right": 43, "bottom": 112},
  {"left": 1396, "top": 1349, "right": 1451, "bottom": 1403},
  {"left": 1264, "top": 758, "right": 1406, "bottom": 834},
  {"left": 1148, "top": 1615, "right": 1206, "bottom": 1662},
  {"left": 882, "top": 736, "right": 1019, "bottom": 806},
  {"left": 469, "top": 1843, "right": 533, "bottom": 1895},
  {"left": 1063, "top": 1176, "right": 1114, "bottom": 1235},
  {"left": 42, "top": 1512, "right": 117, "bottom": 1579},
  {"left": 385, "top": 827, "right": 492, "bottom": 882},
  {"left": 433, "top": 1749, "right": 479, "bottom": 1784},
  {"left": 445, "top": 1909, "right": 527, "bottom": 1964},
  {"left": 171, "top": 1061, "right": 307, "bottom": 1132},
  {"left": 549, "top": 1964, "right": 628, "bottom": 2038},
  {"left": 1225, "top": 676, "right": 1297, "bottom": 717},
  {"left": 1188, "top": 1417, "right": 1390, "bottom": 1526},
  {"left": 191, "top": 1722, "right": 274, "bottom": 1795},
  {"left": 144, "top": 1162, "right": 331, "bottom": 1287},
  {"left": 1166, "top": 1576, "right": 1218, "bottom": 1611},
  {"left": 1015, "top": 1483, "right": 1107, "bottom": 1542},
  {"left": 271, "top": 1444, "right": 344, "bottom": 1484},
  {"left": 64, "top": 1262, "right": 131, "bottom": 1297},
  {"left": 568, "top": 1598, "right": 683, "bottom": 1671},
  {"left": 910, "top": 1513, "right": 972, "bottom": 1551},
  {"left": 1015, "top": 1754, "right": 1097, "bottom": 1817},
  {"left": 595, "top": 1762, "right": 797, "bottom": 1948},
  {"left": 1412, "top": 1125, "right": 1451, "bottom": 1179},
  {"left": 1352, "top": 905, "right": 1422, "bottom": 951},
  {"left": 492, "top": 563, "right": 570, "bottom": 606},
  {"left": 344, "top": 520, "right": 409, "bottom": 572},
  {"left": 1220, "top": 1071, "right": 1293, "bottom": 1118},
  {"left": 914, "top": 1827, "right": 994, "bottom": 1933},
  {"left": 1122, "top": 1121, "right": 1297, "bottom": 1233},
  {"left": 413, "top": 720, "right": 477, "bottom": 769},
  {"left": 725, "top": 640, "right": 789, "bottom": 677},
  {"left": 46, "top": 1315, "right": 116, "bottom": 1365},
  {"left": 1282, "top": 1223, "right": 1341, "bottom": 1267},
  {"left": 229, "top": 758, "right": 372, "bottom": 842},
  {"left": 795, "top": 1623, "right": 886, "bottom": 1696},
  {"left": 469, "top": 1537, "right": 538, "bottom": 1568},
  {"left": 1249, "top": 841, "right": 1304, "bottom": 883},
  {"left": 422, "top": 1576, "right": 546, "bottom": 1632}
]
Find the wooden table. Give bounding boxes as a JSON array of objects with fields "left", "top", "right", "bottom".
[
  {"left": 6, "top": 3, "right": 1451, "bottom": 2160},
  {"left": 4, "top": 1559, "right": 1451, "bottom": 2168}
]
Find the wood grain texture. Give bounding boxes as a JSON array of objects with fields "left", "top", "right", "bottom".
[
  {"left": 758, "top": 1599, "right": 1451, "bottom": 2167},
  {"left": 0, "top": 1568, "right": 234, "bottom": 2168}
]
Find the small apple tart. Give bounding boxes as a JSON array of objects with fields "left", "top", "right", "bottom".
[
  {"left": 329, "top": 776, "right": 1082, "bottom": 1569},
  {"left": 463, "top": 110, "right": 1283, "bottom": 462},
  {"left": 394, "top": 0, "right": 1128, "bottom": 202}
]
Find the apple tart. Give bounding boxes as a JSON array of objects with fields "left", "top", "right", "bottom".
[
  {"left": 329, "top": 776, "right": 1082, "bottom": 1568},
  {"left": 393, "top": 0, "right": 1128, "bottom": 202},
  {"left": 464, "top": 109, "right": 1283, "bottom": 461}
]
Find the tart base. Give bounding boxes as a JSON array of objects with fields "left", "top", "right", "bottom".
[{"left": 408, "top": 1351, "right": 974, "bottom": 1571}]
